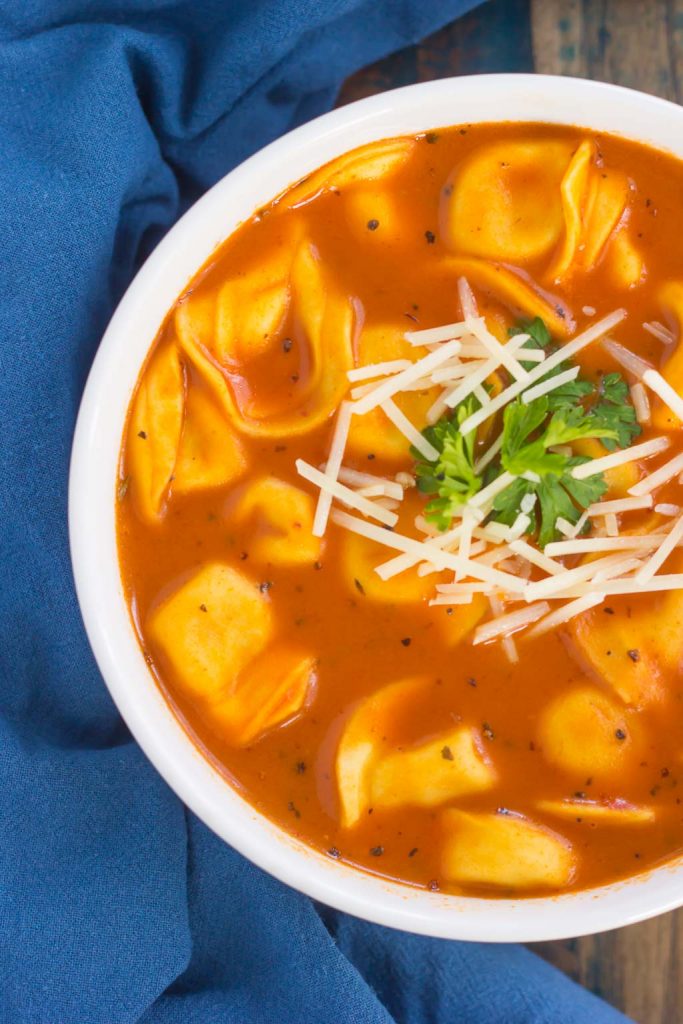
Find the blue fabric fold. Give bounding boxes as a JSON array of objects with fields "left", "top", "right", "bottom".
[{"left": 0, "top": 2, "right": 632, "bottom": 1021}]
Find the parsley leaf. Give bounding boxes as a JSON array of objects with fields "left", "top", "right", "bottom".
[
  {"left": 494, "top": 396, "right": 614, "bottom": 544},
  {"left": 411, "top": 394, "right": 481, "bottom": 529},
  {"left": 589, "top": 372, "right": 642, "bottom": 450}
]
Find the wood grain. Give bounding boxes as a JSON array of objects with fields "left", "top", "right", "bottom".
[
  {"left": 336, "top": 2, "right": 683, "bottom": 1020},
  {"left": 531, "top": 0, "right": 683, "bottom": 101}
]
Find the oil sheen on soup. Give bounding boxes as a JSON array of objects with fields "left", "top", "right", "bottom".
[{"left": 117, "top": 123, "right": 683, "bottom": 897}]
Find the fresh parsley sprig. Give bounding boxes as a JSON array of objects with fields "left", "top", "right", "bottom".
[
  {"left": 411, "top": 394, "right": 481, "bottom": 531},
  {"left": 411, "top": 317, "right": 641, "bottom": 545}
]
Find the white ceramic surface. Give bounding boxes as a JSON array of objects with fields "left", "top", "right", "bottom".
[{"left": 69, "top": 74, "right": 683, "bottom": 942}]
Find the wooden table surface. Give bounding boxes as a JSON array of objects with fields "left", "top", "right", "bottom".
[{"left": 338, "top": 2, "right": 683, "bottom": 1022}]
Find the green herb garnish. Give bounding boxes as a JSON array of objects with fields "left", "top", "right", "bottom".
[
  {"left": 411, "top": 318, "right": 641, "bottom": 544},
  {"left": 411, "top": 394, "right": 481, "bottom": 531}
]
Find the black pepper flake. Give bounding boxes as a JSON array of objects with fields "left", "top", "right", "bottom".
[
  {"left": 282, "top": 338, "right": 293, "bottom": 353},
  {"left": 240, "top": 551, "right": 249, "bottom": 560},
  {"left": 287, "top": 801, "right": 301, "bottom": 819},
  {"left": 327, "top": 846, "right": 341, "bottom": 859},
  {"left": 274, "top": 445, "right": 287, "bottom": 453},
  {"left": 291, "top": 373, "right": 300, "bottom": 383},
  {"left": 427, "top": 879, "right": 440, "bottom": 892},
  {"left": 662, "top": 767, "right": 670, "bottom": 778},
  {"left": 137, "top": 430, "right": 147, "bottom": 439},
  {"left": 313, "top": 561, "right": 323, "bottom": 571},
  {"left": 408, "top": 847, "right": 419, "bottom": 858},
  {"left": 403, "top": 311, "right": 418, "bottom": 322},
  {"left": 401, "top": 637, "right": 412, "bottom": 647},
  {"left": 367, "top": 453, "right": 375, "bottom": 460},
  {"left": 482, "top": 722, "right": 495, "bottom": 740},
  {"left": 574, "top": 791, "right": 587, "bottom": 799},
  {"left": 199, "top": 603, "right": 208, "bottom": 613},
  {"left": 459, "top": 128, "right": 467, "bottom": 135},
  {"left": 259, "top": 581, "right": 273, "bottom": 593},
  {"left": 445, "top": 608, "right": 454, "bottom": 616},
  {"left": 370, "top": 845, "right": 384, "bottom": 857},
  {"left": 425, "top": 230, "right": 436, "bottom": 244},
  {"left": 467, "top": 677, "right": 477, "bottom": 687},
  {"left": 425, "top": 132, "right": 439, "bottom": 144},
  {"left": 295, "top": 761, "right": 307, "bottom": 774},
  {"left": 354, "top": 578, "right": 366, "bottom": 595},
  {"left": 615, "top": 729, "right": 627, "bottom": 741},
  {"left": 441, "top": 745, "right": 454, "bottom": 761},
  {"left": 367, "top": 219, "right": 379, "bottom": 231},
  {"left": 443, "top": 184, "right": 453, "bottom": 196},
  {"left": 627, "top": 649, "right": 640, "bottom": 662},
  {"left": 603, "top": 607, "right": 614, "bottom": 615}
]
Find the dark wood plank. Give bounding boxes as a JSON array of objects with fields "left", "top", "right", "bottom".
[
  {"left": 531, "top": 0, "right": 681, "bottom": 102},
  {"left": 336, "top": 2, "right": 683, "bottom": 1020},
  {"left": 337, "top": 0, "right": 533, "bottom": 107}
]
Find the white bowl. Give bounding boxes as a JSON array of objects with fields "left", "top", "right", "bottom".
[{"left": 69, "top": 73, "right": 683, "bottom": 942}]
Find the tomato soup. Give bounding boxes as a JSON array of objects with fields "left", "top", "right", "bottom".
[{"left": 117, "top": 123, "right": 683, "bottom": 896}]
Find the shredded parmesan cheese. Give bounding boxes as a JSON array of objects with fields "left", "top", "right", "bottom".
[
  {"left": 603, "top": 338, "right": 652, "bottom": 378},
  {"left": 604, "top": 513, "right": 619, "bottom": 537},
  {"left": 630, "top": 382, "right": 651, "bottom": 425},
  {"left": 521, "top": 364, "right": 580, "bottom": 404},
  {"left": 655, "top": 503, "right": 681, "bottom": 516},
  {"left": 508, "top": 539, "right": 565, "bottom": 575},
  {"left": 473, "top": 602, "right": 550, "bottom": 645},
  {"left": 466, "top": 317, "right": 529, "bottom": 382},
  {"left": 544, "top": 534, "right": 674, "bottom": 556},
  {"left": 311, "top": 402, "right": 352, "bottom": 537},
  {"left": 571, "top": 436, "right": 670, "bottom": 480},
  {"left": 474, "top": 434, "right": 503, "bottom": 474},
  {"left": 588, "top": 495, "right": 653, "bottom": 515},
  {"left": 380, "top": 398, "right": 439, "bottom": 461},
  {"left": 458, "top": 277, "right": 479, "bottom": 319},
  {"left": 469, "top": 471, "right": 517, "bottom": 510},
  {"left": 636, "top": 512, "right": 683, "bottom": 583},
  {"left": 332, "top": 466, "right": 404, "bottom": 499},
  {"left": 643, "top": 369, "right": 683, "bottom": 425},
  {"left": 297, "top": 460, "right": 398, "bottom": 527},
  {"left": 628, "top": 451, "right": 683, "bottom": 496},
  {"left": 523, "top": 552, "right": 635, "bottom": 600},
  {"left": 592, "top": 556, "right": 644, "bottom": 583},
  {"left": 488, "top": 594, "right": 519, "bottom": 663},
  {"left": 643, "top": 320, "right": 675, "bottom": 345},
  {"left": 404, "top": 320, "right": 480, "bottom": 346},
  {"left": 526, "top": 593, "right": 606, "bottom": 637},
  {"left": 347, "top": 359, "right": 412, "bottom": 382}
]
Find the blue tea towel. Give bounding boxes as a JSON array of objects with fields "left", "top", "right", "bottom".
[{"left": 0, "top": 2, "right": 632, "bottom": 1021}]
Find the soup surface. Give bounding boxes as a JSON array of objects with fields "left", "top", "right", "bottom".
[{"left": 118, "top": 122, "right": 683, "bottom": 897}]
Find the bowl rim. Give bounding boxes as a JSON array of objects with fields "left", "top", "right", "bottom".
[{"left": 69, "top": 72, "right": 683, "bottom": 943}]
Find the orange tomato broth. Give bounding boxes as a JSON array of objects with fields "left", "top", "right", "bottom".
[{"left": 117, "top": 122, "right": 683, "bottom": 897}]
